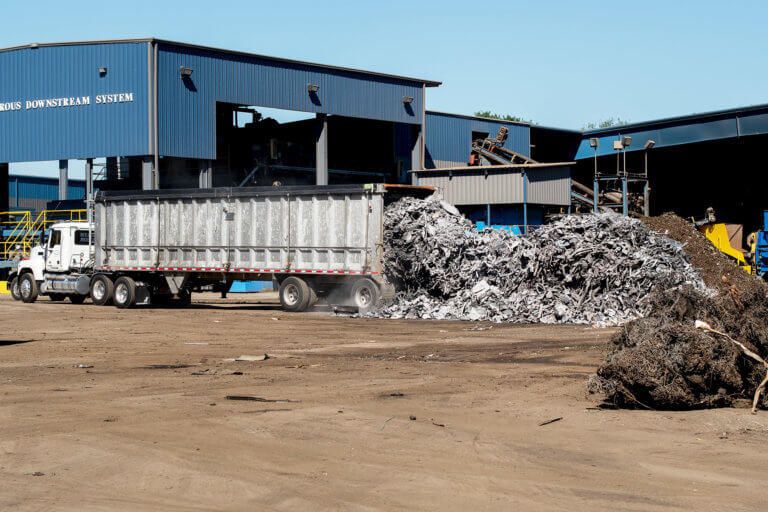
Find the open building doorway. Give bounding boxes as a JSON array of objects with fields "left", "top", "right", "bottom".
[{"left": 159, "top": 104, "right": 417, "bottom": 188}]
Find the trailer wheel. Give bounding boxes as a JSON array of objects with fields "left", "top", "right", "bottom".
[
  {"left": 350, "top": 278, "right": 380, "bottom": 314},
  {"left": 19, "top": 273, "right": 38, "bottom": 303},
  {"left": 279, "top": 277, "right": 311, "bottom": 312},
  {"left": 49, "top": 293, "right": 66, "bottom": 301},
  {"left": 113, "top": 276, "right": 137, "bottom": 309},
  {"left": 69, "top": 295, "right": 87, "bottom": 304},
  {"left": 90, "top": 275, "right": 114, "bottom": 306},
  {"left": 9, "top": 277, "right": 21, "bottom": 301}
]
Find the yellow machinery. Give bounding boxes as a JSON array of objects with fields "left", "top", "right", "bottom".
[
  {"left": 698, "top": 222, "right": 753, "bottom": 274},
  {"left": 693, "top": 208, "right": 753, "bottom": 274}
]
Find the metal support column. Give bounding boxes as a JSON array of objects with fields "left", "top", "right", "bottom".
[
  {"left": 622, "top": 177, "right": 628, "bottom": 216},
  {"left": 141, "top": 156, "right": 156, "bottom": 190},
  {"left": 0, "top": 163, "right": 8, "bottom": 212},
  {"left": 85, "top": 159, "right": 94, "bottom": 225},
  {"left": 523, "top": 169, "right": 528, "bottom": 234},
  {"left": 486, "top": 204, "right": 491, "bottom": 226},
  {"left": 315, "top": 114, "right": 328, "bottom": 186},
  {"left": 643, "top": 182, "right": 650, "bottom": 217},
  {"left": 58, "top": 160, "right": 69, "bottom": 200},
  {"left": 199, "top": 160, "right": 213, "bottom": 188},
  {"left": 410, "top": 125, "right": 423, "bottom": 185},
  {"left": 593, "top": 180, "right": 599, "bottom": 214}
]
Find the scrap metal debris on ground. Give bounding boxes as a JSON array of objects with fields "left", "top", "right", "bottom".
[{"left": 372, "top": 195, "right": 710, "bottom": 325}]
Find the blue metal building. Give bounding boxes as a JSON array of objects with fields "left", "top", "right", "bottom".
[
  {"left": 0, "top": 38, "right": 441, "bottom": 207},
  {"left": 570, "top": 103, "right": 768, "bottom": 231},
  {"left": 424, "top": 111, "right": 531, "bottom": 168},
  {"left": 7, "top": 174, "right": 86, "bottom": 212}
]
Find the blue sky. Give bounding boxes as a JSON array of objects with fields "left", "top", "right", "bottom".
[{"left": 4, "top": 0, "right": 766, "bottom": 177}]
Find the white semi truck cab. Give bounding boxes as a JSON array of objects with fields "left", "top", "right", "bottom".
[{"left": 9, "top": 221, "right": 94, "bottom": 303}]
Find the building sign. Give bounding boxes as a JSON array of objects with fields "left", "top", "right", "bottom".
[{"left": 0, "top": 92, "right": 134, "bottom": 113}]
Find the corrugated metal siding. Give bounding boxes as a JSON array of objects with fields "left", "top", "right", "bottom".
[
  {"left": 416, "top": 170, "right": 524, "bottom": 205},
  {"left": 576, "top": 105, "right": 768, "bottom": 159},
  {"left": 157, "top": 43, "right": 425, "bottom": 160},
  {"left": 424, "top": 112, "right": 530, "bottom": 168},
  {"left": 527, "top": 166, "right": 571, "bottom": 205},
  {"left": 8, "top": 175, "right": 86, "bottom": 205},
  {"left": 0, "top": 43, "right": 150, "bottom": 162},
  {"left": 415, "top": 165, "right": 570, "bottom": 206}
]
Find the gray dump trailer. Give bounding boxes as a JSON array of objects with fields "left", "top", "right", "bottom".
[{"left": 11, "top": 183, "right": 431, "bottom": 311}]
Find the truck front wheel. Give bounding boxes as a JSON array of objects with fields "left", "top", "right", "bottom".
[
  {"left": 90, "top": 275, "right": 114, "bottom": 306},
  {"left": 9, "top": 277, "right": 21, "bottom": 301},
  {"left": 19, "top": 273, "right": 38, "bottom": 303},
  {"left": 279, "top": 277, "right": 311, "bottom": 312},
  {"left": 113, "top": 276, "right": 137, "bottom": 309}
]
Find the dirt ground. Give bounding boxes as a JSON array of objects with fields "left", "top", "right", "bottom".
[{"left": 1, "top": 293, "right": 767, "bottom": 511}]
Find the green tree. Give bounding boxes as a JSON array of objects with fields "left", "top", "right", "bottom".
[
  {"left": 583, "top": 117, "right": 629, "bottom": 130},
  {"left": 474, "top": 110, "right": 532, "bottom": 124}
]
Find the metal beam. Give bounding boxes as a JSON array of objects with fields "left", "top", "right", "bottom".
[
  {"left": 410, "top": 125, "right": 423, "bottom": 185},
  {"left": 315, "top": 114, "right": 328, "bottom": 186},
  {"left": 593, "top": 180, "right": 599, "bottom": 214},
  {"left": 85, "top": 159, "right": 93, "bottom": 225},
  {"left": 523, "top": 169, "right": 528, "bottom": 234},
  {"left": 58, "top": 160, "right": 68, "bottom": 200}
]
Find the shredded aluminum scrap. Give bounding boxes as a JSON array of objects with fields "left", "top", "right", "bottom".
[{"left": 372, "top": 195, "right": 710, "bottom": 325}]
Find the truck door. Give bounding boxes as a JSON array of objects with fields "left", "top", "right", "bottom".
[{"left": 46, "top": 229, "right": 63, "bottom": 271}]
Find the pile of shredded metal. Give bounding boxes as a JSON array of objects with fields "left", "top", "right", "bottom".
[
  {"left": 372, "top": 195, "right": 710, "bottom": 325},
  {"left": 588, "top": 284, "right": 768, "bottom": 409}
]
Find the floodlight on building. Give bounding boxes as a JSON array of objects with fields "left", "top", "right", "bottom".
[
  {"left": 644, "top": 140, "right": 656, "bottom": 149},
  {"left": 307, "top": 83, "right": 320, "bottom": 93},
  {"left": 589, "top": 137, "right": 599, "bottom": 148},
  {"left": 98, "top": 67, "right": 107, "bottom": 76},
  {"left": 179, "top": 66, "right": 194, "bottom": 78},
  {"left": 402, "top": 96, "right": 414, "bottom": 104},
  {"left": 622, "top": 136, "right": 632, "bottom": 148}
]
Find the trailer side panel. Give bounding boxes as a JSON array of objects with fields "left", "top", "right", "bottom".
[{"left": 95, "top": 186, "right": 384, "bottom": 276}]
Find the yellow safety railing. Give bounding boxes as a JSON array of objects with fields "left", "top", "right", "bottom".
[{"left": 1, "top": 209, "right": 87, "bottom": 262}]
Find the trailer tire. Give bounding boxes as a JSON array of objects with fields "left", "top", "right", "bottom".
[
  {"left": 9, "top": 277, "right": 21, "bottom": 301},
  {"left": 176, "top": 289, "right": 191, "bottom": 307},
  {"left": 113, "top": 276, "right": 137, "bottom": 309},
  {"left": 49, "top": 293, "right": 66, "bottom": 301},
  {"left": 350, "top": 278, "right": 379, "bottom": 314},
  {"left": 279, "top": 277, "right": 311, "bottom": 312},
  {"left": 69, "top": 295, "right": 87, "bottom": 304},
  {"left": 90, "top": 275, "right": 114, "bottom": 306},
  {"left": 19, "top": 273, "right": 38, "bottom": 303}
]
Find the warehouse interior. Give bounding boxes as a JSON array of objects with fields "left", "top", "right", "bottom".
[{"left": 154, "top": 103, "right": 419, "bottom": 189}]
